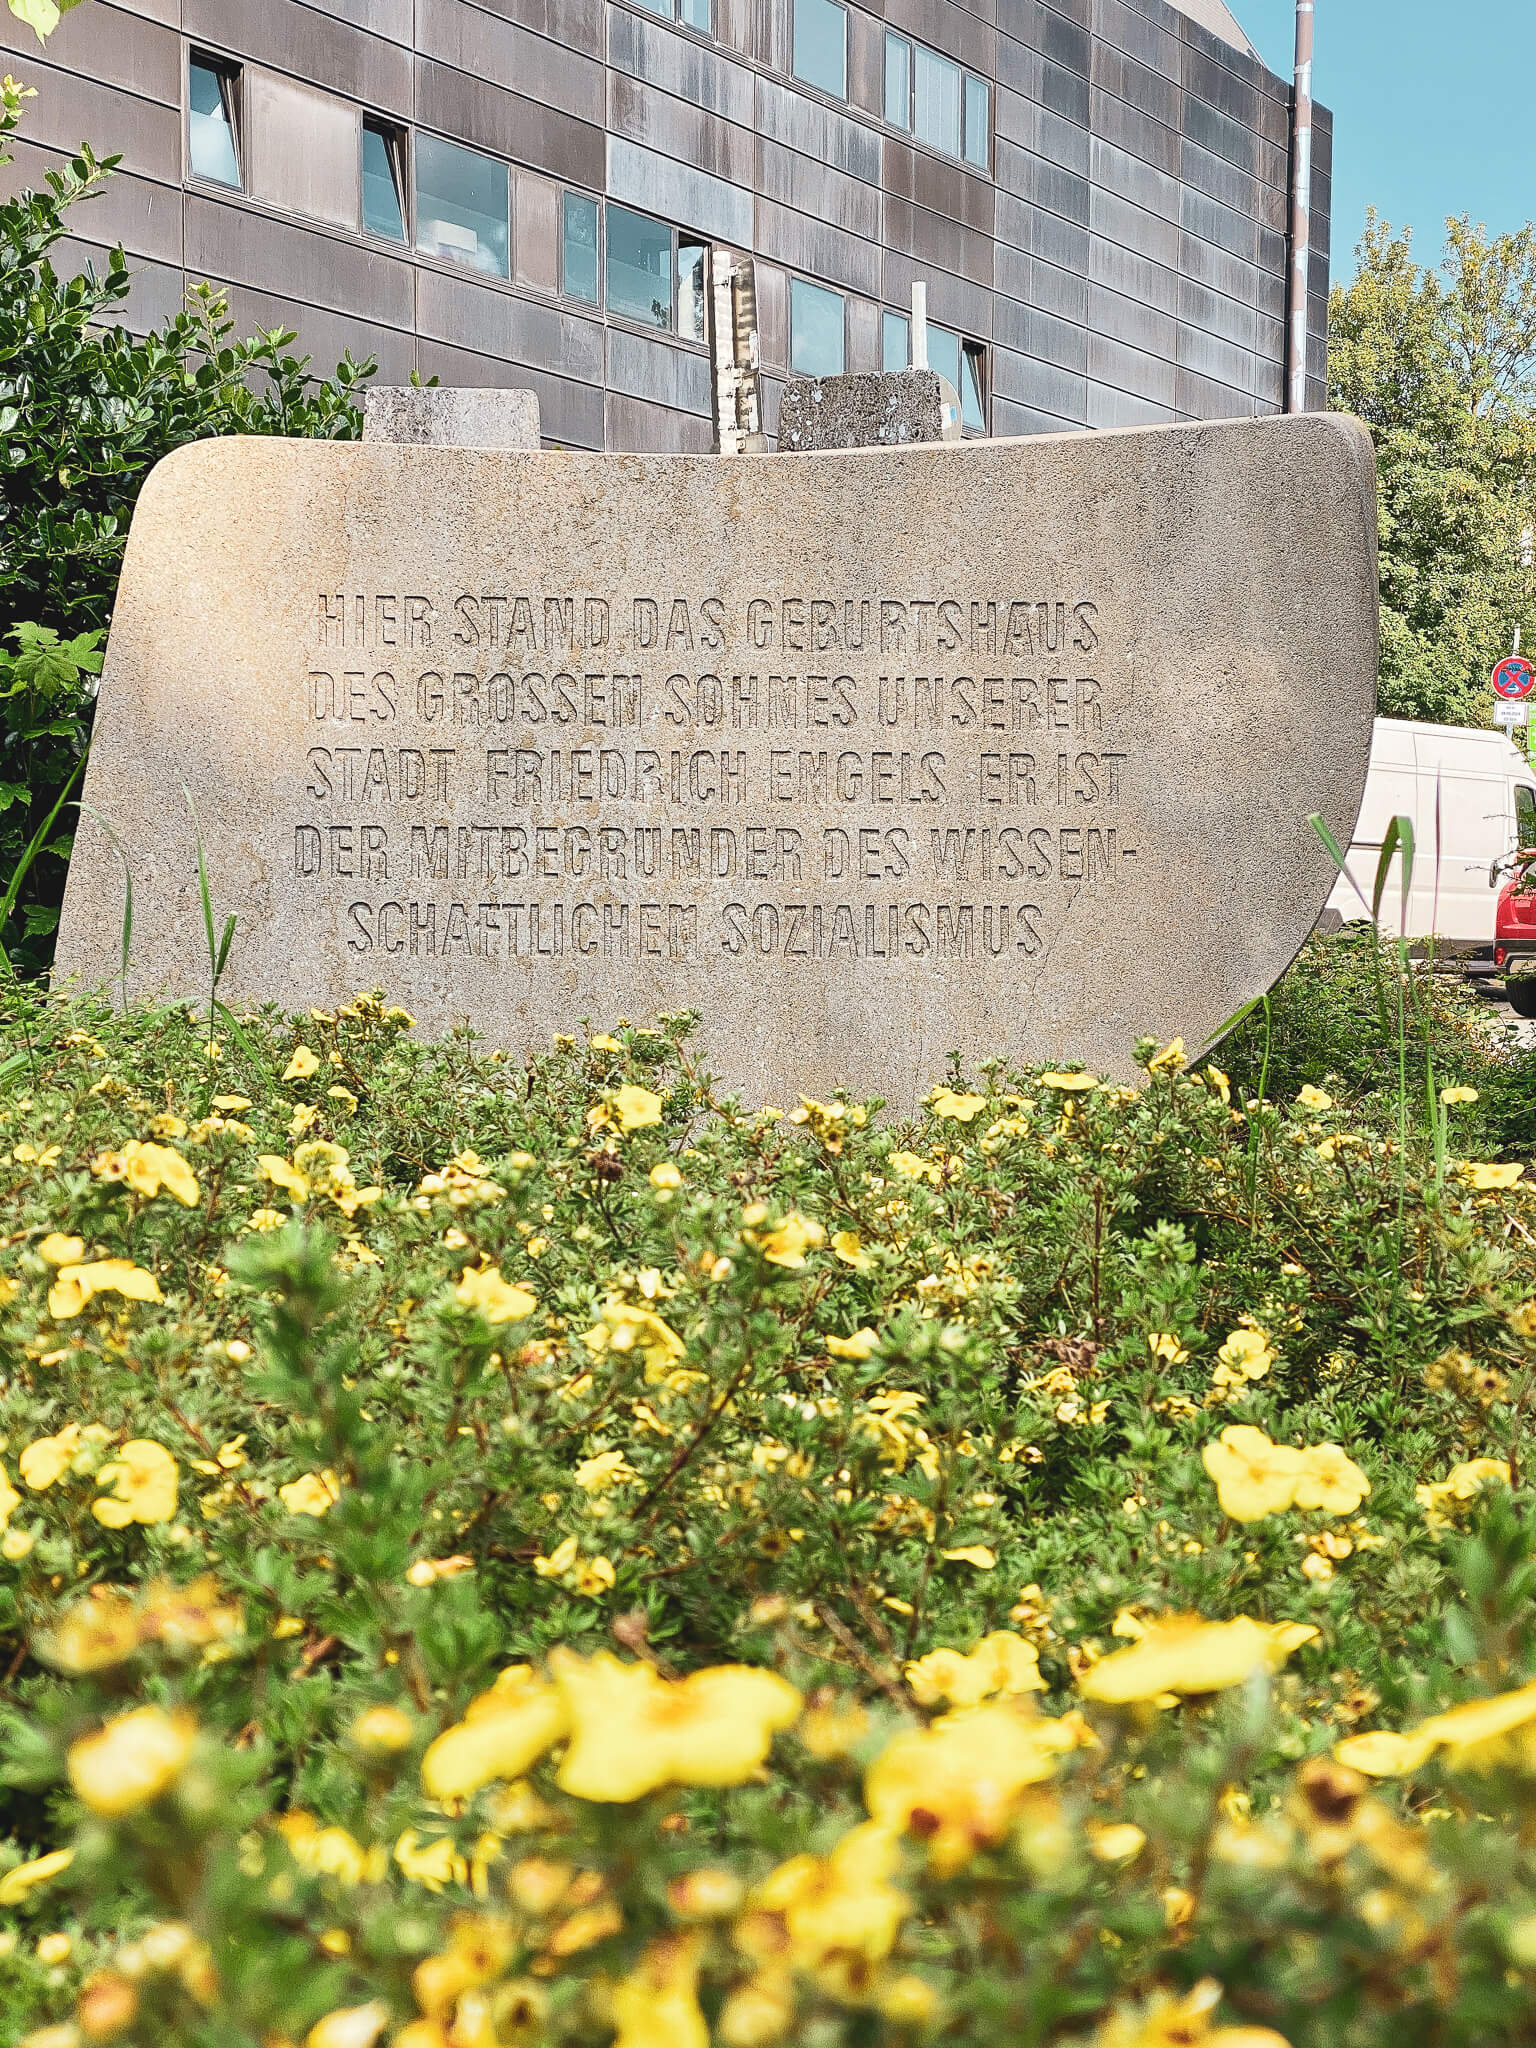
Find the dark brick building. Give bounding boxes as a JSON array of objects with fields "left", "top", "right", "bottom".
[{"left": 0, "top": 0, "right": 1331, "bottom": 450}]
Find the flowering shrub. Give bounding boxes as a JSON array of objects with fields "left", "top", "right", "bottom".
[{"left": 0, "top": 971, "right": 1534, "bottom": 2045}]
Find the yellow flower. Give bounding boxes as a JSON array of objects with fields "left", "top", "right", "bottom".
[
  {"left": 20, "top": 1425, "right": 84, "bottom": 1490},
  {"left": 406, "top": 1555, "right": 475, "bottom": 1587},
  {"left": 38, "top": 1233, "right": 84, "bottom": 1265},
  {"left": 1440, "top": 1085, "right": 1479, "bottom": 1106},
  {"left": 455, "top": 1264, "right": 538, "bottom": 1324},
  {"left": 929, "top": 1088, "right": 987, "bottom": 1121},
  {"left": 889, "top": 1150, "right": 941, "bottom": 1183},
  {"left": 350, "top": 1706, "right": 415, "bottom": 1764},
  {"left": 280, "top": 1470, "right": 341, "bottom": 1518},
  {"left": 213, "top": 1094, "right": 252, "bottom": 1112},
  {"left": 261, "top": 1153, "right": 316, "bottom": 1204},
  {"left": 1335, "top": 1678, "right": 1536, "bottom": 1779},
  {"left": 394, "top": 1831, "right": 468, "bottom": 1892},
  {"left": 1332, "top": 1728, "right": 1439, "bottom": 1779},
  {"left": 534, "top": 1534, "right": 581, "bottom": 1578},
  {"left": 283, "top": 1046, "right": 321, "bottom": 1082},
  {"left": 649, "top": 1161, "right": 683, "bottom": 1190},
  {"left": 1296, "top": 1085, "right": 1333, "bottom": 1111},
  {"left": 1147, "top": 1038, "right": 1187, "bottom": 1073},
  {"left": 1459, "top": 1161, "right": 1524, "bottom": 1191},
  {"left": 1088, "top": 1822, "right": 1147, "bottom": 1862},
  {"left": 756, "top": 1821, "right": 909, "bottom": 1968},
  {"left": 825, "top": 1328, "right": 879, "bottom": 1360},
  {"left": 611, "top": 1933, "right": 708, "bottom": 2048},
  {"left": 304, "top": 2002, "right": 389, "bottom": 2048},
  {"left": 1201, "top": 1425, "right": 1306, "bottom": 1520},
  {"left": 574, "top": 1555, "right": 616, "bottom": 1597},
  {"left": 1215, "top": 1327, "right": 1275, "bottom": 1383},
  {"left": 589, "top": 1033, "right": 623, "bottom": 1053},
  {"left": 1077, "top": 1615, "right": 1317, "bottom": 1705},
  {"left": 751, "top": 1210, "right": 826, "bottom": 1268},
  {"left": 831, "top": 1229, "right": 871, "bottom": 1269},
  {"left": 613, "top": 1084, "right": 664, "bottom": 1131},
  {"left": 1147, "top": 1331, "right": 1189, "bottom": 1364},
  {"left": 93, "top": 1440, "right": 178, "bottom": 1527},
  {"left": 574, "top": 1450, "right": 637, "bottom": 1492},
  {"left": 1039, "top": 1071, "right": 1098, "bottom": 1091},
  {"left": 0, "top": 1848, "right": 73, "bottom": 1906},
  {"left": 48, "top": 1258, "right": 163, "bottom": 1319},
  {"left": 421, "top": 1667, "right": 571, "bottom": 1801},
  {"left": 865, "top": 1703, "right": 1085, "bottom": 1875},
  {"left": 585, "top": 1298, "right": 686, "bottom": 1377},
  {"left": 1415, "top": 1457, "right": 1511, "bottom": 1531},
  {"left": 1094, "top": 1978, "right": 1291, "bottom": 2048},
  {"left": 905, "top": 1631, "right": 1044, "bottom": 1708},
  {"left": 940, "top": 1545, "right": 997, "bottom": 1570},
  {"left": 0, "top": 1461, "right": 19, "bottom": 1530},
  {"left": 552, "top": 1650, "right": 801, "bottom": 1801},
  {"left": 115, "top": 1140, "right": 198, "bottom": 1206},
  {"left": 67, "top": 1705, "right": 196, "bottom": 1815},
  {"left": 1291, "top": 1443, "right": 1371, "bottom": 1515},
  {"left": 279, "top": 1812, "right": 380, "bottom": 1886}
]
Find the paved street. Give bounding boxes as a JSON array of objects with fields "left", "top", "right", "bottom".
[{"left": 1472, "top": 984, "right": 1536, "bottom": 1049}]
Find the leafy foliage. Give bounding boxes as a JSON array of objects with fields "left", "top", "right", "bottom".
[
  {"left": 0, "top": 78, "right": 374, "bottom": 977},
  {"left": 1330, "top": 214, "right": 1536, "bottom": 727},
  {"left": 1224, "top": 929, "right": 1536, "bottom": 1159},
  {"left": 0, "top": 960, "right": 1531, "bottom": 2045},
  {"left": 5, "top": 0, "right": 83, "bottom": 44}
]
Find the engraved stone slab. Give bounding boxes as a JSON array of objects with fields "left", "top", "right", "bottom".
[
  {"left": 778, "top": 369, "right": 961, "bottom": 451},
  {"left": 55, "top": 417, "right": 1378, "bottom": 1110}
]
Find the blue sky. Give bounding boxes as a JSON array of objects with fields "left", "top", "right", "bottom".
[{"left": 1238, "top": 0, "right": 1535, "bottom": 275}]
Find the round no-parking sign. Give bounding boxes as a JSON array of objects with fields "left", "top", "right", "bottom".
[{"left": 1493, "top": 655, "right": 1536, "bottom": 700}]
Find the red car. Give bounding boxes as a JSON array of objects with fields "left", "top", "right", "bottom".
[{"left": 1495, "top": 863, "right": 1536, "bottom": 1016}]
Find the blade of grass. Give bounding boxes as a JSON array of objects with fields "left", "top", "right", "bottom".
[
  {"left": 1309, "top": 811, "right": 1373, "bottom": 916},
  {"left": 0, "top": 752, "right": 86, "bottom": 941}
]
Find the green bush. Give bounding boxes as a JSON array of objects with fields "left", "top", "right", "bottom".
[
  {"left": 1224, "top": 927, "right": 1536, "bottom": 1159},
  {"left": 0, "top": 78, "right": 374, "bottom": 977},
  {"left": 0, "top": 970, "right": 1532, "bottom": 2047}
]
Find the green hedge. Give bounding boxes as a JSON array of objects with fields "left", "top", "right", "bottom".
[{"left": 0, "top": 954, "right": 1532, "bottom": 2046}]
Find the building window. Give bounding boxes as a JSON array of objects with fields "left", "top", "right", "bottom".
[
  {"left": 633, "top": 0, "right": 710, "bottom": 26},
  {"left": 678, "top": 238, "right": 709, "bottom": 343},
  {"left": 914, "top": 46, "right": 962, "bottom": 157},
  {"left": 883, "top": 31, "right": 989, "bottom": 166},
  {"left": 607, "top": 203, "right": 673, "bottom": 330},
  {"left": 885, "top": 37, "right": 910, "bottom": 128},
  {"left": 882, "top": 310, "right": 909, "bottom": 372},
  {"left": 363, "top": 119, "right": 407, "bottom": 242},
  {"left": 188, "top": 54, "right": 241, "bottom": 189},
  {"left": 793, "top": 0, "right": 846, "bottom": 100},
  {"left": 791, "top": 278, "right": 845, "bottom": 377},
  {"left": 885, "top": 313, "right": 987, "bottom": 432},
  {"left": 927, "top": 324, "right": 987, "bottom": 433},
  {"left": 415, "top": 133, "right": 509, "bottom": 278},
  {"left": 963, "top": 75, "right": 990, "bottom": 169},
  {"left": 562, "top": 191, "right": 600, "bottom": 303}
]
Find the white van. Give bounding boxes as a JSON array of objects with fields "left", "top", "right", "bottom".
[{"left": 1323, "top": 717, "right": 1536, "bottom": 949}]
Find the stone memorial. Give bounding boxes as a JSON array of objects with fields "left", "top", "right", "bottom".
[{"left": 55, "top": 415, "right": 1378, "bottom": 1110}]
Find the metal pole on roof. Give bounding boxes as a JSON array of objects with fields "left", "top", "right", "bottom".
[{"left": 1286, "top": 0, "right": 1315, "bottom": 413}]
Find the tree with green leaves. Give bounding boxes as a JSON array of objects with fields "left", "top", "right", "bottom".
[
  {"left": 0, "top": 76, "right": 374, "bottom": 978},
  {"left": 6, "top": 0, "right": 81, "bottom": 42},
  {"left": 1330, "top": 213, "right": 1536, "bottom": 728}
]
